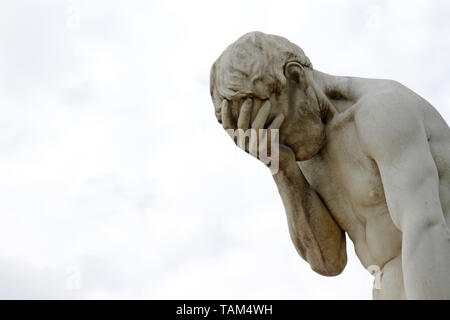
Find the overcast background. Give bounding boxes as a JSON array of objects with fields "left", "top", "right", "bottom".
[{"left": 0, "top": 0, "right": 449, "bottom": 299}]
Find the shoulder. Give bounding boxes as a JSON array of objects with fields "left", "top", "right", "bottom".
[{"left": 353, "top": 81, "right": 428, "bottom": 160}]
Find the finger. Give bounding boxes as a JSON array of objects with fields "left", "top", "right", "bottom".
[
  {"left": 214, "top": 100, "right": 222, "bottom": 122},
  {"left": 250, "top": 99, "right": 263, "bottom": 123},
  {"left": 248, "top": 128, "right": 258, "bottom": 158},
  {"left": 266, "top": 113, "right": 284, "bottom": 155},
  {"left": 237, "top": 98, "right": 252, "bottom": 131},
  {"left": 268, "top": 113, "right": 285, "bottom": 130},
  {"left": 252, "top": 100, "right": 271, "bottom": 130},
  {"left": 258, "top": 128, "right": 271, "bottom": 164},
  {"left": 221, "top": 100, "right": 234, "bottom": 130}
]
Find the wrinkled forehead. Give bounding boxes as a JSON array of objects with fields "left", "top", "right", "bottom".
[
  {"left": 212, "top": 48, "right": 281, "bottom": 101},
  {"left": 210, "top": 31, "right": 311, "bottom": 109}
]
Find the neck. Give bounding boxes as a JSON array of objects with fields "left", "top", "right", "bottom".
[{"left": 308, "top": 69, "right": 361, "bottom": 119}]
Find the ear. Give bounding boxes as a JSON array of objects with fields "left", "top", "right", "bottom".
[{"left": 284, "top": 62, "right": 307, "bottom": 90}]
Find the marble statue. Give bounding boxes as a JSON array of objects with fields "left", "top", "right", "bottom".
[{"left": 210, "top": 31, "right": 450, "bottom": 299}]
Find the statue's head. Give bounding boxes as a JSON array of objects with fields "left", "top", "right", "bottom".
[{"left": 210, "top": 31, "right": 326, "bottom": 160}]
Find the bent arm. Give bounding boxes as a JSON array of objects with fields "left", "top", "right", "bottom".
[{"left": 273, "top": 159, "right": 347, "bottom": 276}]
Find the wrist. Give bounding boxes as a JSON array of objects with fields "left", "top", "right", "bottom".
[{"left": 273, "top": 157, "right": 301, "bottom": 179}]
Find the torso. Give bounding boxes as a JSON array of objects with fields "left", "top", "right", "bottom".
[
  {"left": 297, "top": 79, "right": 450, "bottom": 286},
  {"left": 299, "top": 113, "right": 403, "bottom": 270}
]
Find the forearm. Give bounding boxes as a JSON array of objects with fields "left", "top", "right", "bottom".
[{"left": 273, "top": 160, "right": 346, "bottom": 276}]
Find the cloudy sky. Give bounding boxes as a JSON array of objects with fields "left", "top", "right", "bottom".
[{"left": 0, "top": 0, "right": 449, "bottom": 299}]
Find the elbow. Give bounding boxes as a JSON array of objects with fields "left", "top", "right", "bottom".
[
  {"left": 311, "top": 262, "right": 346, "bottom": 277},
  {"left": 310, "top": 253, "right": 347, "bottom": 277},
  {"left": 291, "top": 232, "right": 348, "bottom": 276}
]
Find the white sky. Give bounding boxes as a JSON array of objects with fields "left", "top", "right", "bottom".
[{"left": 0, "top": 0, "right": 449, "bottom": 299}]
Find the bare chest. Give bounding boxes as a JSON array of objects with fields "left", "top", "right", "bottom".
[
  {"left": 298, "top": 119, "right": 392, "bottom": 236},
  {"left": 298, "top": 121, "right": 402, "bottom": 265}
]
